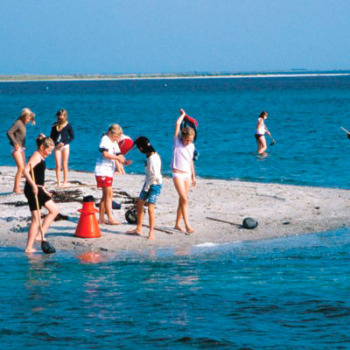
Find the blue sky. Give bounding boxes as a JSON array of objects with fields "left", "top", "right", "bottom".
[{"left": 0, "top": 0, "right": 349, "bottom": 74}]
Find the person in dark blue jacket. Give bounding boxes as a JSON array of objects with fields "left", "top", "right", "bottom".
[{"left": 50, "top": 109, "right": 74, "bottom": 187}]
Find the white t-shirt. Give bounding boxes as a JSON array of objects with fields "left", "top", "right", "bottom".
[
  {"left": 256, "top": 118, "right": 266, "bottom": 135},
  {"left": 144, "top": 153, "right": 163, "bottom": 191},
  {"left": 171, "top": 136, "right": 194, "bottom": 174},
  {"left": 94, "top": 134, "right": 121, "bottom": 177}
]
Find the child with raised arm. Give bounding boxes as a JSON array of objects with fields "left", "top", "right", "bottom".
[
  {"left": 50, "top": 109, "right": 74, "bottom": 187},
  {"left": 6, "top": 108, "right": 36, "bottom": 193},
  {"left": 95, "top": 124, "right": 126, "bottom": 225},
  {"left": 171, "top": 109, "right": 196, "bottom": 234},
  {"left": 127, "top": 137, "right": 162, "bottom": 240},
  {"left": 23, "top": 134, "right": 59, "bottom": 253}
]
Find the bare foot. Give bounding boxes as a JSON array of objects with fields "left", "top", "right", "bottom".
[
  {"left": 174, "top": 225, "right": 186, "bottom": 232},
  {"left": 106, "top": 220, "right": 121, "bottom": 225},
  {"left": 13, "top": 190, "right": 24, "bottom": 194},
  {"left": 25, "top": 248, "right": 37, "bottom": 253},
  {"left": 147, "top": 235, "right": 155, "bottom": 240},
  {"left": 127, "top": 229, "right": 142, "bottom": 236},
  {"left": 186, "top": 226, "right": 195, "bottom": 234},
  {"left": 98, "top": 219, "right": 106, "bottom": 225},
  {"left": 62, "top": 182, "right": 68, "bottom": 188}
]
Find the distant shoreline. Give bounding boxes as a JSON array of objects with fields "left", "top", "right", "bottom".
[{"left": 1, "top": 70, "right": 350, "bottom": 82}]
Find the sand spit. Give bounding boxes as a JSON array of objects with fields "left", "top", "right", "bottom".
[{"left": 0, "top": 166, "right": 349, "bottom": 254}]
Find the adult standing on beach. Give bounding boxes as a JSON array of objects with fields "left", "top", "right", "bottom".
[
  {"left": 255, "top": 111, "right": 271, "bottom": 154},
  {"left": 50, "top": 109, "right": 74, "bottom": 187},
  {"left": 95, "top": 124, "right": 126, "bottom": 225},
  {"left": 171, "top": 109, "right": 196, "bottom": 234},
  {"left": 6, "top": 108, "right": 36, "bottom": 193}
]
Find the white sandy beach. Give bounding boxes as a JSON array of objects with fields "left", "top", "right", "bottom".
[{"left": 0, "top": 165, "right": 349, "bottom": 254}]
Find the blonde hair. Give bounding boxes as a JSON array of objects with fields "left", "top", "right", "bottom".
[
  {"left": 19, "top": 108, "right": 35, "bottom": 124},
  {"left": 181, "top": 126, "right": 195, "bottom": 138},
  {"left": 56, "top": 109, "right": 68, "bottom": 125},
  {"left": 108, "top": 124, "right": 123, "bottom": 136},
  {"left": 36, "top": 134, "right": 54, "bottom": 149}
]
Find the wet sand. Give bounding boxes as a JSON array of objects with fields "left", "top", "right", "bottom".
[{"left": 0, "top": 166, "right": 349, "bottom": 254}]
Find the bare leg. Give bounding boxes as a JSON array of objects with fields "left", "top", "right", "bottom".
[
  {"left": 147, "top": 203, "right": 155, "bottom": 240},
  {"left": 257, "top": 136, "right": 267, "bottom": 154},
  {"left": 127, "top": 199, "right": 145, "bottom": 235},
  {"left": 105, "top": 186, "right": 120, "bottom": 225},
  {"left": 38, "top": 200, "right": 59, "bottom": 240},
  {"left": 99, "top": 188, "right": 106, "bottom": 224},
  {"left": 174, "top": 199, "right": 185, "bottom": 232},
  {"left": 173, "top": 177, "right": 194, "bottom": 233},
  {"left": 12, "top": 149, "right": 25, "bottom": 193},
  {"left": 26, "top": 211, "right": 39, "bottom": 253},
  {"left": 54, "top": 149, "right": 62, "bottom": 186},
  {"left": 61, "top": 147, "right": 70, "bottom": 187}
]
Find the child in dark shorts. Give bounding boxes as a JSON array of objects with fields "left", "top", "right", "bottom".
[
  {"left": 127, "top": 136, "right": 162, "bottom": 240},
  {"left": 23, "top": 134, "right": 59, "bottom": 253}
]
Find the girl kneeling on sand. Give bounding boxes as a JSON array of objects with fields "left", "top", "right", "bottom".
[
  {"left": 23, "top": 135, "right": 59, "bottom": 253},
  {"left": 171, "top": 109, "right": 196, "bottom": 234}
]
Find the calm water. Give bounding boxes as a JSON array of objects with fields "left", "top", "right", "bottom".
[
  {"left": 1, "top": 229, "right": 350, "bottom": 349},
  {"left": 1, "top": 74, "right": 350, "bottom": 188},
  {"left": 1, "top": 75, "right": 350, "bottom": 348}
]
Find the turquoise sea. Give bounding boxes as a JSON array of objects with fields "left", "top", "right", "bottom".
[{"left": 1, "top": 73, "right": 350, "bottom": 348}]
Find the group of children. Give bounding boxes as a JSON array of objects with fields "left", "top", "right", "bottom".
[{"left": 6, "top": 108, "right": 197, "bottom": 252}]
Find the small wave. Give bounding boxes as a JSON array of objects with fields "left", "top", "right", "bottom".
[
  {"left": 195, "top": 241, "right": 241, "bottom": 248},
  {"left": 195, "top": 242, "right": 220, "bottom": 248}
]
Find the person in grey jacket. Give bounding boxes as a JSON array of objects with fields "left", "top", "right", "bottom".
[{"left": 7, "top": 108, "right": 36, "bottom": 193}]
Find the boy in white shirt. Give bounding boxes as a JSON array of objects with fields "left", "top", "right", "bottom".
[{"left": 127, "top": 136, "right": 162, "bottom": 240}]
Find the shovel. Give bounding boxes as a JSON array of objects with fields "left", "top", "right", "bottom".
[{"left": 30, "top": 165, "right": 56, "bottom": 254}]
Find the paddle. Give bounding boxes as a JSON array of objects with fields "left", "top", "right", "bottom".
[
  {"left": 268, "top": 134, "right": 276, "bottom": 146},
  {"left": 340, "top": 126, "right": 350, "bottom": 140},
  {"left": 206, "top": 216, "right": 240, "bottom": 227},
  {"left": 30, "top": 165, "right": 56, "bottom": 254}
]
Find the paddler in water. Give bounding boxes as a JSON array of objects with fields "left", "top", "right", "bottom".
[{"left": 255, "top": 111, "right": 272, "bottom": 154}]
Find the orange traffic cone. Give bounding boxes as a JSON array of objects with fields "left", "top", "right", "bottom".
[{"left": 75, "top": 196, "right": 101, "bottom": 238}]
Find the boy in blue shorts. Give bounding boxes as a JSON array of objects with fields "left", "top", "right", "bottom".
[{"left": 127, "top": 136, "right": 162, "bottom": 240}]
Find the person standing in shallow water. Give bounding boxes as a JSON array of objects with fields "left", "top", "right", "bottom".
[
  {"left": 171, "top": 109, "right": 196, "bottom": 234},
  {"left": 50, "top": 109, "right": 74, "bottom": 187},
  {"left": 23, "top": 134, "right": 59, "bottom": 253},
  {"left": 255, "top": 111, "right": 272, "bottom": 154},
  {"left": 6, "top": 108, "right": 36, "bottom": 194}
]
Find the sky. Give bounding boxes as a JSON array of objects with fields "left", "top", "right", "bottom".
[{"left": 0, "top": 0, "right": 349, "bottom": 75}]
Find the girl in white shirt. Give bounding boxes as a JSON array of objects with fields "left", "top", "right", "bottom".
[
  {"left": 127, "top": 136, "right": 162, "bottom": 240},
  {"left": 95, "top": 124, "right": 126, "bottom": 225},
  {"left": 171, "top": 109, "right": 196, "bottom": 234}
]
